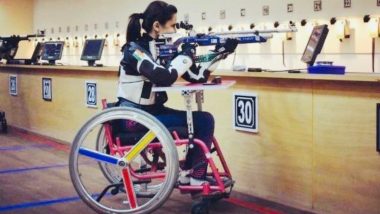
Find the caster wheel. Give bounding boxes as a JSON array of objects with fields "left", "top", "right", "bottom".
[{"left": 191, "top": 201, "right": 209, "bottom": 214}]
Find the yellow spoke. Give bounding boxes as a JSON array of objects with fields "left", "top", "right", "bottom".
[{"left": 124, "top": 130, "right": 156, "bottom": 163}]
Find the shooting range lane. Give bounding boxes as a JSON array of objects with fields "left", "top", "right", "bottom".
[
  {"left": 0, "top": 130, "right": 287, "bottom": 214},
  {"left": 1, "top": 65, "right": 380, "bottom": 214}
]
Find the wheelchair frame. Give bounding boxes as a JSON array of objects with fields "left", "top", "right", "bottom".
[{"left": 100, "top": 98, "right": 234, "bottom": 201}]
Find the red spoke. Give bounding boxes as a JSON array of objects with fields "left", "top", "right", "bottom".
[{"left": 122, "top": 168, "right": 138, "bottom": 209}]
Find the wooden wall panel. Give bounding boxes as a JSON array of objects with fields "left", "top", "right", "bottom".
[{"left": 312, "top": 81, "right": 380, "bottom": 214}]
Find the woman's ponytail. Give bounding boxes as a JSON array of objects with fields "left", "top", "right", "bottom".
[
  {"left": 126, "top": 13, "right": 144, "bottom": 43},
  {"left": 126, "top": 1, "right": 177, "bottom": 43}
]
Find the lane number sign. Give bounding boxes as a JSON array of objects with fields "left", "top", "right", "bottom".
[
  {"left": 233, "top": 92, "right": 258, "bottom": 133},
  {"left": 85, "top": 81, "right": 97, "bottom": 108}
]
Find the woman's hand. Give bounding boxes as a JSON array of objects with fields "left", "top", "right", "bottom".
[
  {"left": 215, "top": 38, "right": 239, "bottom": 56},
  {"left": 223, "top": 38, "right": 239, "bottom": 53}
]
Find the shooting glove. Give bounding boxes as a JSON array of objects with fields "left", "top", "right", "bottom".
[
  {"left": 223, "top": 38, "right": 239, "bottom": 53},
  {"left": 215, "top": 38, "right": 239, "bottom": 58}
]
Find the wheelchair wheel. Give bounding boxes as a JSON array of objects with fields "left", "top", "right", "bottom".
[
  {"left": 96, "top": 125, "right": 165, "bottom": 198},
  {"left": 69, "top": 107, "right": 179, "bottom": 213}
]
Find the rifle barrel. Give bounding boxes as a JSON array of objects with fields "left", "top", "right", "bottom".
[{"left": 211, "top": 28, "right": 297, "bottom": 36}]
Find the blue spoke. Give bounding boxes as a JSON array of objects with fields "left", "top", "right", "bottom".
[{"left": 79, "top": 147, "right": 119, "bottom": 165}]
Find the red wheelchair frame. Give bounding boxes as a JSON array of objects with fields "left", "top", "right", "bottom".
[{"left": 100, "top": 99, "right": 234, "bottom": 200}]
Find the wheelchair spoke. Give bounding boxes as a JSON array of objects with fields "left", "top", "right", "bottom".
[
  {"left": 79, "top": 147, "right": 120, "bottom": 165},
  {"left": 122, "top": 168, "right": 138, "bottom": 209},
  {"left": 123, "top": 130, "right": 156, "bottom": 163}
]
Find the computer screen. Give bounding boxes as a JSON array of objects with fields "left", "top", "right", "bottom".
[
  {"left": 301, "top": 25, "right": 329, "bottom": 66},
  {"left": 13, "top": 40, "right": 36, "bottom": 60},
  {"left": 81, "top": 39, "right": 105, "bottom": 61},
  {"left": 41, "top": 41, "right": 64, "bottom": 61}
]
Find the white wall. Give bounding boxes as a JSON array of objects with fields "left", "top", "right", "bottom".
[
  {"left": 0, "top": 0, "right": 34, "bottom": 35},
  {"left": 32, "top": 0, "right": 380, "bottom": 72}
]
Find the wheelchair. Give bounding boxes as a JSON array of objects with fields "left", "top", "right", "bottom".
[{"left": 69, "top": 97, "right": 234, "bottom": 214}]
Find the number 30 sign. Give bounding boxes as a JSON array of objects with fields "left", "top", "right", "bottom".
[{"left": 233, "top": 92, "right": 258, "bottom": 133}]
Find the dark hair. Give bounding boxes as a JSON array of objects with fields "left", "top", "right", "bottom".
[{"left": 127, "top": 1, "right": 177, "bottom": 43}]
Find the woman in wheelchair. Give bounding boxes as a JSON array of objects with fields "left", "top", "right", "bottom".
[{"left": 117, "top": 1, "right": 237, "bottom": 186}]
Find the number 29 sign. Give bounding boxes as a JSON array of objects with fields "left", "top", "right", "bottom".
[
  {"left": 85, "top": 81, "right": 97, "bottom": 108},
  {"left": 233, "top": 92, "right": 258, "bottom": 133}
]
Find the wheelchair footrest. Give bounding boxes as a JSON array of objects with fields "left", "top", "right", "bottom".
[{"left": 205, "top": 176, "right": 234, "bottom": 188}]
